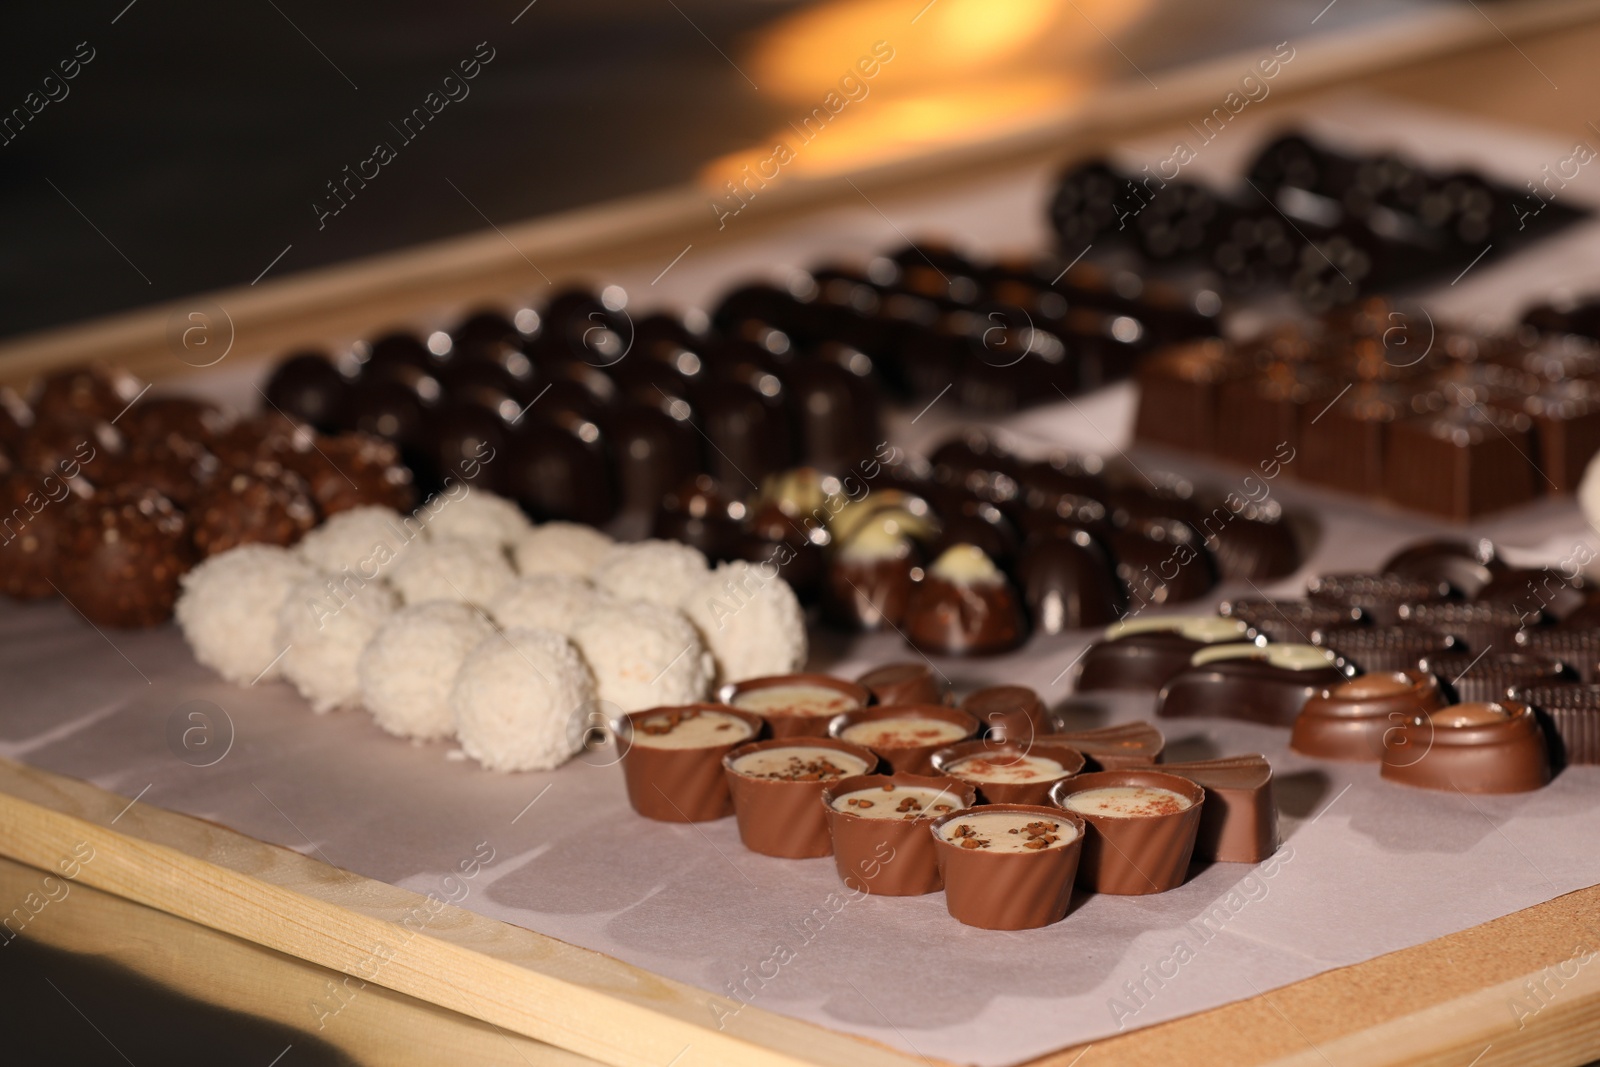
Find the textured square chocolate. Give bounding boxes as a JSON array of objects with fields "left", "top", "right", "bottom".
[{"left": 1382, "top": 404, "right": 1538, "bottom": 520}]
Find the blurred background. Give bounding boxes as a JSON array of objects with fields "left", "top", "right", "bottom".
[{"left": 2, "top": 0, "right": 1442, "bottom": 340}]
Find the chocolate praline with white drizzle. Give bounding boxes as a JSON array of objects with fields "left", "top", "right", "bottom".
[
  {"left": 1157, "top": 643, "right": 1355, "bottom": 726},
  {"left": 902, "top": 542, "right": 1027, "bottom": 655},
  {"left": 1075, "top": 615, "right": 1258, "bottom": 692}
]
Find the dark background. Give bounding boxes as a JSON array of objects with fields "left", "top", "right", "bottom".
[{"left": 0, "top": 0, "right": 1435, "bottom": 342}]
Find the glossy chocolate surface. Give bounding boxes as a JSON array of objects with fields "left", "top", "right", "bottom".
[
  {"left": 1158, "top": 754, "right": 1277, "bottom": 862},
  {"left": 1157, "top": 644, "right": 1352, "bottom": 726},
  {"left": 1292, "top": 670, "right": 1446, "bottom": 761},
  {"left": 1380, "top": 701, "right": 1551, "bottom": 794}
]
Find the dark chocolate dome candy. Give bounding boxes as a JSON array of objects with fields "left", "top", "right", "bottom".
[
  {"left": 502, "top": 411, "right": 614, "bottom": 525},
  {"left": 1017, "top": 526, "right": 1124, "bottom": 633},
  {"left": 263, "top": 352, "right": 348, "bottom": 432},
  {"left": 1381, "top": 538, "right": 1501, "bottom": 597}
]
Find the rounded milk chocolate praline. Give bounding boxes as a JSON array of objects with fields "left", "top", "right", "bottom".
[
  {"left": 286, "top": 432, "right": 416, "bottom": 517},
  {"left": 190, "top": 463, "right": 317, "bottom": 557},
  {"left": 0, "top": 473, "right": 82, "bottom": 600},
  {"left": 904, "top": 543, "right": 1027, "bottom": 656},
  {"left": 56, "top": 485, "right": 196, "bottom": 627}
]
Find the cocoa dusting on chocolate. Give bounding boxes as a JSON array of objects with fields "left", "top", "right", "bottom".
[
  {"left": 952, "top": 819, "right": 1061, "bottom": 851},
  {"left": 749, "top": 754, "right": 856, "bottom": 781}
]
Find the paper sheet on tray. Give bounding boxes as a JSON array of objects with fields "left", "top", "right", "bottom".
[{"left": 9, "top": 93, "right": 1600, "bottom": 1066}]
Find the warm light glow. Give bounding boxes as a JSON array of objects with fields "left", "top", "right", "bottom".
[{"left": 700, "top": 0, "right": 1150, "bottom": 198}]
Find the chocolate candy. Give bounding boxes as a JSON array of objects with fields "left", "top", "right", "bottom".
[
  {"left": 33, "top": 364, "right": 143, "bottom": 423},
  {"left": 1133, "top": 340, "right": 1245, "bottom": 452},
  {"left": 902, "top": 543, "right": 1026, "bottom": 656},
  {"left": 116, "top": 396, "right": 224, "bottom": 451},
  {"left": 190, "top": 464, "right": 317, "bottom": 557},
  {"left": 1218, "top": 598, "right": 1360, "bottom": 644},
  {"left": 1381, "top": 538, "right": 1501, "bottom": 598},
  {"left": 616, "top": 705, "right": 766, "bottom": 822},
  {"left": 1156, "top": 643, "right": 1352, "bottom": 726},
  {"left": 1201, "top": 498, "right": 1300, "bottom": 581},
  {"left": 1313, "top": 624, "right": 1459, "bottom": 673},
  {"left": 1046, "top": 721, "right": 1164, "bottom": 769},
  {"left": 606, "top": 401, "right": 700, "bottom": 529},
  {"left": 1394, "top": 601, "right": 1534, "bottom": 653},
  {"left": 1292, "top": 670, "right": 1446, "bottom": 761},
  {"left": 1159, "top": 754, "right": 1277, "bottom": 863},
  {"left": 652, "top": 475, "right": 744, "bottom": 560},
  {"left": 1306, "top": 571, "right": 1451, "bottom": 625},
  {"left": 828, "top": 705, "right": 981, "bottom": 776},
  {"left": 0, "top": 473, "right": 85, "bottom": 600},
  {"left": 960, "top": 685, "right": 1049, "bottom": 745},
  {"left": 929, "top": 738, "right": 1085, "bottom": 805},
  {"left": 1076, "top": 616, "right": 1256, "bottom": 692},
  {"left": 1110, "top": 518, "right": 1217, "bottom": 607},
  {"left": 1298, "top": 381, "right": 1419, "bottom": 496},
  {"left": 1515, "top": 629, "right": 1600, "bottom": 682},
  {"left": 1508, "top": 379, "right": 1600, "bottom": 492},
  {"left": 823, "top": 519, "right": 917, "bottom": 631},
  {"left": 1478, "top": 567, "right": 1595, "bottom": 624},
  {"left": 1383, "top": 404, "right": 1537, "bottom": 519},
  {"left": 1016, "top": 526, "right": 1124, "bottom": 633},
  {"left": 824, "top": 773, "right": 976, "bottom": 896},
  {"left": 501, "top": 412, "right": 614, "bottom": 525},
  {"left": 1418, "top": 650, "right": 1572, "bottom": 704},
  {"left": 723, "top": 737, "right": 881, "bottom": 858},
  {"left": 1050, "top": 770, "right": 1205, "bottom": 895},
  {"left": 932, "top": 803, "right": 1087, "bottom": 929},
  {"left": 263, "top": 352, "right": 349, "bottom": 432},
  {"left": 1508, "top": 682, "right": 1600, "bottom": 766},
  {"left": 55, "top": 485, "right": 195, "bottom": 628},
  {"left": 856, "top": 662, "right": 946, "bottom": 706},
  {"left": 287, "top": 432, "right": 415, "bottom": 516},
  {"left": 1379, "top": 701, "right": 1551, "bottom": 794}
]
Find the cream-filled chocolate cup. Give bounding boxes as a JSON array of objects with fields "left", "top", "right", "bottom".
[
  {"left": 828, "top": 704, "right": 980, "bottom": 774},
  {"left": 931, "top": 739, "right": 1085, "bottom": 805},
  {"left": 617, "top": 705, "right": 765, "bottom": 823},
  {"left": 1292, "top": 670, "right": 1445, "bottom": 761},
  {"left": 724, "top": 738, "right": 880, "bottom": 858},
  {"left": 822, "top": 773, "right": 975, "bottom": 896},
  {"left": 720, "top": 673, "right": 872, "bottom": 739},
  {"left": 931, "top": 804, "right": 1086, "bottom": 930},
  {"left": 1049, "top": 770, "right": 1205, "bottom": 894}
]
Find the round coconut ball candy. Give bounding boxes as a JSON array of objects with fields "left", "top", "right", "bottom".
[
  {"left": 451, "top": 627, "right": 598, "bottom": 772},
  {"left": 387, "top": 537, "right": 515, "bottom": 607},
  {"left": 190, "top": 464, "right": 317, "bottom": 558},
  {"left": 488, "top": 574, "right": 612, "bottom": 634},
  {"left": 55, "top": 486, "right": 196, "bottom": 628},
  {"left": 175, "top": 545, "right": 320, "bottom": 684},
  {"left": 590, "top": 539, "right": 710, "bottom": 608},
  {"left": 359, "top": 601, "right": 496, "bottom": 740},
  {"left": 568, "top": 600, "right": 715, "bottom": 711},
  {"left": 511, "top": 521, "right": 615, "bottom": 578},
  {"left": 419, "top": 489, "right": 532, "bottom": 549},
  {"left": 679, "top": 560, "right": 807, "bottom": 684},
  {"left": 277, "top": 574, "right": 399, "bottom": 713},
  {"left": 296, "top": 505, "right": 414, "bottom": 579}
]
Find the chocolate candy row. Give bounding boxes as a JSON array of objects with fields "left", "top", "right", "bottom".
[
  {"left": 1136, "top": 308, "right": 1600, "bottom": 518},
  {"left": 615, "top": 667, "right": 1275, "bottom": 929},
  {"left": 1051, "top": 132, "right": 1584, "bottom": 311}
]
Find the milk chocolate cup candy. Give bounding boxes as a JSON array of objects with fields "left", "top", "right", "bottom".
[
  {"left": 618, "top": 705, "right": 767, "bottom": 822},
  {"left": 1158, "top": 755, "right": 1277, "bottom": 863},
  {"left": 961, "top": 684, "right": 1048, "bottom": 744},
  {"left": 931, "top": 739, "right": 1086, "bottom": 805},
  {"left": 822, "top": 773, "right": 976, "bottom": 895},
  {"left": 1049, "top": 770, "right": 1205, "bottom": 895},
  {"left": 719, "top": 673, "right": 872, "bottom": 739},
  {"left": 857, "top": 662, "right": 947, "bottom": 706},
  {"left": 1379, "top": 701, "right": 1552, "bottom": 794},
  {"left": 828, "top": 704, "right": 980, "bottom": 775},
  {"left": 931, "top": 804, "right": 1087, "bottom": 930},
  {"left": 724, "top": 738, "right": 881, "bottom": 858},
  {"left": 1292, "top": 670, "right": 1445, "bottom": 761}
]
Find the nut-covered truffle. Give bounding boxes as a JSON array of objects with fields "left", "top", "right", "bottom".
[{"left": 56, "top": 485, "right": 196, "bottom": 627}]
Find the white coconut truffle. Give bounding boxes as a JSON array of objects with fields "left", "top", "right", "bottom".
[
  {"left": 512, "top": 522, "right": 615, "bottom": 578},
  {"left": 297, "top": 506, "right": 415, "bottom": 579},
  {"left": 387, "top": 537, "right": 515, "bottom": 607},
  {"left": 420, "top": 489, "right": 532, "bottom": 548},
  {"left": 488, "top": 575, "right": 611, "bottom": 634},
  {"left": 175, "top": 545, "right": 318, "bottom": 685},
  {"left": 359, "top": 601, "right": 495, "bottom": 740},
  {"left": 451, "top": 627, "right": 596, "bottom": 772},
  {"left": 277, "top": 575, "right": 399, "bottom": 713},
  {"left": 680, "top": 561, "right": 806, "bottom": 684},
  {"left": 590, "top": 539, "right": 710, "bottom": 607},
  {"left": 568, "top": 601, "right": 714, "bottom": 712}
]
